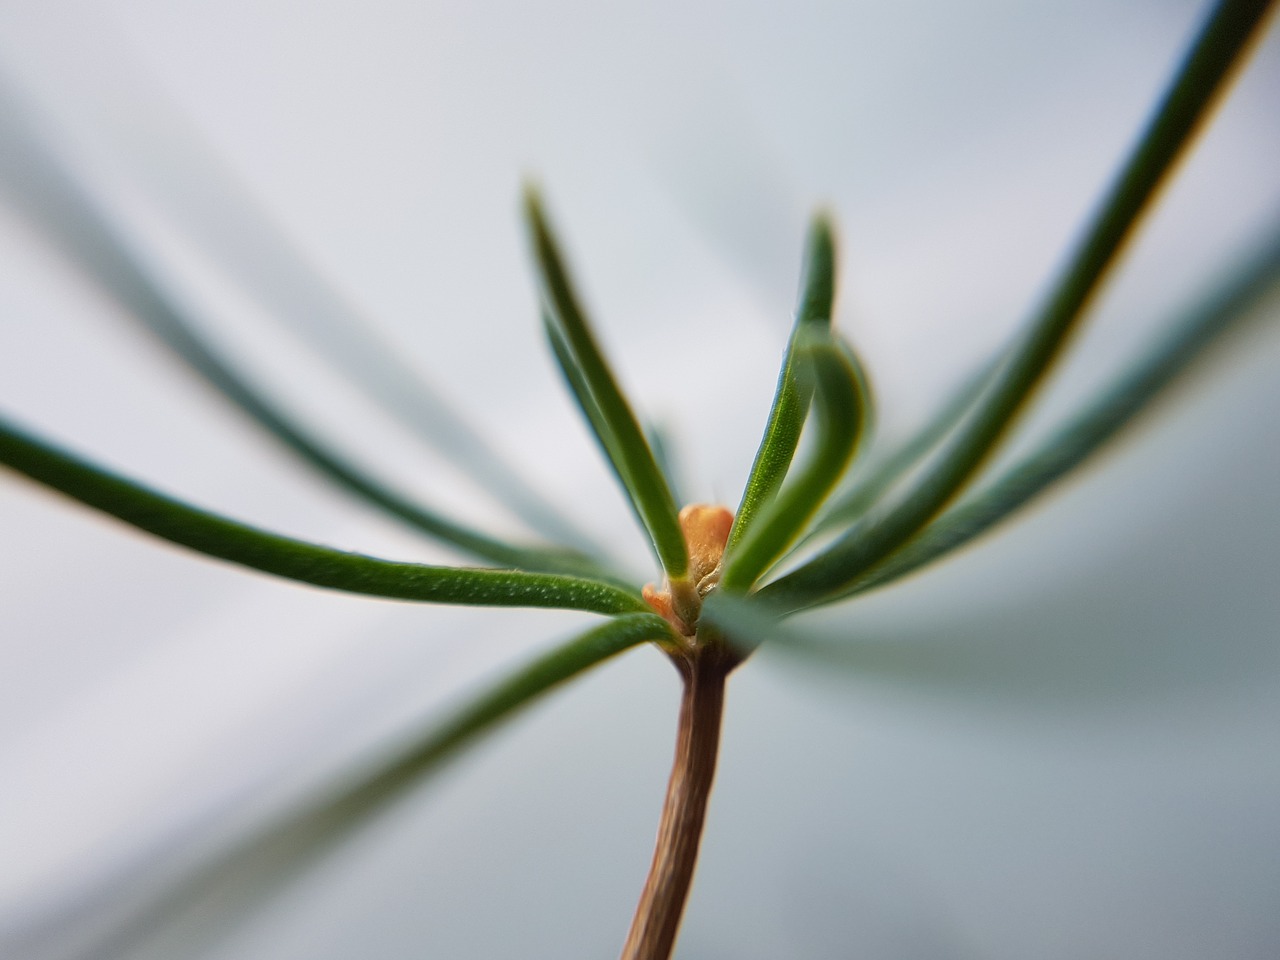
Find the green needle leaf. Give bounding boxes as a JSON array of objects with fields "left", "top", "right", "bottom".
[
  {"left": 0, "top": 80, "right": 598, "bottom": 554},
  {"left": 806, "top": 350, "right": 1000, "bottom": 539},
  {"left": 524, "top": 187, "right": 688, "bottom": 579},
  {"left": 0, "top": 98, "right": 601, "bottom": 574},
  {"left": 645, "top": 419, "right": 687, "bottom": 509},
  {"left": 728, "top": 213, "right": 837, "bottom": 552},
  {"left": 721, "top": 333, "right": 870, "bottom": 592},
  {"left": 0, "top": 417, "right": 649, "bottom": 616},
  {"left": 543, "top": 312, "right": 635, "bottom": 505},
  {"left": 544, "top": 312, "right": 657, "bottom": 562},
  {"left": 703, "top": 590, "right": 1031, "bottom": 696},
  {"left": 699, "top": 591, "right": 795, "bottom": 659},
  {"left": 833, "top": 224, "right": 1280, "bottom": 600},
  {"left": 302, "top": 613, "right": 674, "bottom": 835},
  {"left": 33, "top": 612, "right": 674, "bottom": 958},
  {"left": 763, "top": 0, "right": 1276, "bottom": 610}
]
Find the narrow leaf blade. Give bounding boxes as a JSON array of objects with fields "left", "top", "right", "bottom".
[
  {"left": 0, "top": 79, "right": 597, "bottom": 552},
  {"left": 0, "top": 418, "right": 648, "bottom": 615},
  {"left": 646, "top": 419, "right": 687, "bottom": 508},
  {"left": 764, "top": 0, "right": 1276, "bottom": 609},
  {"left": 838, "top": 225, "right": 1280, "bottom": 599},
  {"left": 525, "top": 188, "right": 688, "bottom": 579},
  {"left": 13, "top": 613, "right": 673, "bottom": 958},
  {"left": 727, "top": 214, "right": 837, "bottom": 551},
  {"left": 806, "top": 349, "right": 1000, "bottom": 538},
  {"left": 543, "top": 312, "right": 635, "bottom": 499},
  {"left": 721, "top": 333, "right": 870, "bottom": 591},
  {"left": 0, "top": 95, "right": 601, "bottom": 573}
]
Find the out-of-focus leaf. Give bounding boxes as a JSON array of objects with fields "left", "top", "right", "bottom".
[
  {"left": 0, "top": 86, "right": 599, "bottom": 574},
  {"left": 0, "top": 76, "right": 598, "bottom": 552},
  {"left": 763, "top": 0, "right": 1277, "bottom": 610},
  {"left": 4, "top": 613, "right": 673, "bottom": 960},
  {"left": 806, "top": 351, "right": 999, "bottom": 539},
  {"left": 645, "top": 419, "right": 686, "bottom": 509},
  {"left": 838, "top": 223, "right": 1280, "bottom": 599}
]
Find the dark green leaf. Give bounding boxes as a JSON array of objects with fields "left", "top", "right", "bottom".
[
  {"left": 806, "top": 350, "right": 999, "bottom": 539},
  {"left": 835, "top": 224, "right": 1280, "bottom": 600},
  {"left": 699, "top": 591, "right": 788, "bottom": 659},
  {"left": 0, "top": 86, "right": 601, "bottom": 568},
  {"left": 312, "top": 612, "right": 674, "bottom": 823},
  {"left": 0, "top": 417, "right": 648, "bottom": 615},
  {"left": 727, "top": 214, "right": 837, "bottom": 552},
  {"left": 645, "top": 419, "right": 686, "bottom": 509},
  {"left": 0, "top": 80, "right": 597, "bottom": 553},
  {"left": 763, "top": 0, "right": 1276, "bottom": 610},
  {"left": 721, "top": 333, "right": 870, "bottom": 591},
  {"left": 524, "top": 188, "right": 688, "bottom": 579},
  {"left": 39, "top": 613, "right": 673, "bottom": 957},
  {"left": 544, "top": 312, "right": 634, "bottom": 500}
]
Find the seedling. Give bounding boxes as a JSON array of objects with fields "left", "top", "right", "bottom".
[{"left": 1, "top": 1, "right": 1277, "bottom": 957}]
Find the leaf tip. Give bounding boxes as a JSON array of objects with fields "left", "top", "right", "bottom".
[{"left": 799, "top": 208, "right": 839, "bottom": 327}]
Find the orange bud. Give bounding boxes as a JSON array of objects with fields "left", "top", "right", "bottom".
[{"left": 678, "top": 504, "right": 734, "bottom": 587}]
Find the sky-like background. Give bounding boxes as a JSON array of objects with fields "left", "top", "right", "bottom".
[{"left": 1, "top": 1, "right": 1278, "bottom": 958}]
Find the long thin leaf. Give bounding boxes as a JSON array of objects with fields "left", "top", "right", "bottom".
[
  {"left": 706, "top": 228, "right": 1280, "bottom": 637},
  {"left": 832, "top": 224, "right": 1280, "bottom": 600},
  {"left": 704, "top": 590, "right": 1046, "bottom": 700},
  {"left": 543, "top": 313, "right": 635, "bottom": 501},
  {"left": 710, "top": 569, "right": 1277, "bottom": 714},
  {"left": 700, "top": 591, "right": 799, "bottom": 659},
  {"left": 763, "top": 0, "right": 1276, "bottom": 610},
  {"left": 524, "top": 188, "right": 688, "bottom": 579},
  {"left": 727, "top": 214, "right": 837, "bottom": 552},
  {"left": 7, "top": 613, "right": 674, "bottom": 960},
  {"left": 646, "top": 419, "right": 687, "bottom": 509},
  {"left": 0, "top": 417, "right": 648, "bottom": 615},
  {"left": 805, "top": 349, "right": 1001, "bottom": 539},
  {"left": 0, "top": 77, "right": 599, "bottom": 553},
  {"left": 721, "top": 333, "right": 870, "bottom": 591},
  {"left": 543, "top": 313, "right": 654, "bottom": 567},
  {"left": 836, "top": 334, "right": 879, "bottom": 459},
  {"left": 0, "top": 93, "right": 602, "bottom": 576}
]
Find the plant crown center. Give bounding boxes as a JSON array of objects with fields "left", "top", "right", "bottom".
[{"left": 643, "top": 504, "right": 734, "bottom": 638}]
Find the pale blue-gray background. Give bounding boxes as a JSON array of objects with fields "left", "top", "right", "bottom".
[{"left": 0, "top": 1, "right": 1278, "bottom": 957}]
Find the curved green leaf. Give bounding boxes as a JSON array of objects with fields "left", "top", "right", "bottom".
[
  {"left": 646, "top": 418, "right": 687, "bottom": 509},
  {"left": 18, "top": 612, "right": 674, "bottom": 958},
  {"left": 0, "top": 103, "right": 598, "bottom": 575},
  {"left": 832, "top": 224, "right": 1280, "bottom": 600},
  {"left": 805, "top": 350, "right": 1000, "bottom": 539},
  {"left": 763, "top": 0, "right": 1276, "bottom": 610},
  {"left": 727, "top": 214, "right": 837, "bottom": 552},
  {"left": 0, "top": 79, "right": 598, "bottom": 554},
  {"left": 721, "top": 333, "right": 870, "bottom": 592},
  {"left": 699, "top": 591, "right": 791, "bottom": 659},
  {"left": 543, "top": 312, "right": 635, "bottom": 508},
  {"left": 524, "top": 188, "right": 688, "bottom": 579},
  {"left": 0, "top": 417, "right": 647, "bottom": 615}
]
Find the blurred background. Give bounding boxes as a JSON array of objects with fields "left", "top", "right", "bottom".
[{"left": 0, "top": 0, "right": 1278, "bottom": 957}]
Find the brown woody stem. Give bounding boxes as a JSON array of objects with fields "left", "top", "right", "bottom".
[{"left": 620, "top": 645, "right": 734, "bottom": 960}]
